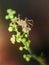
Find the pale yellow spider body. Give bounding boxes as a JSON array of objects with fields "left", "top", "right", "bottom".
[
  {"left": 15, "top": 15, "right": 33, "bottom": 32},
  {"left": 16, "top": 19, "right": 27, "bottom": 27},
  {"left": 16, "top": 17, "right": 33, "bottom": 27}
]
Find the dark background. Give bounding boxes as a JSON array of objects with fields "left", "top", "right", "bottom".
[{"left": 0, "top": 0, "right": 49, "bottom": 65}]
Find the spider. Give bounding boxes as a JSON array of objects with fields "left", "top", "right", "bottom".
[{"left": 15, "top": 14, "right": 33, "bottom": 29}]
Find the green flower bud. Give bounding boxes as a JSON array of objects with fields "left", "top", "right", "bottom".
[
  {"left": 25, "top": 34, "right": 28, "bottom": 38},
  {"left": 5, "top": 15, "right": 9, "bottom": 20},
  {"left": 12, "top": 10, "right": 16, "bottom": 14},
  {"left": 24, "top": 46, "right": 28, "bottom": 50},
  {"left": 7, "top": 9, "right": 12, "bottom": 13},
  {"left": 25, "top": 56, "right": 30, "bottom": 62},
  {"left": 26, "top": 40, "right": 31, "bottom": 47},
  {"left": 23, "top": 54, "right": 31, "bottom": 62},
  {"left": 23, "top": 54, "right": 26, "bottom": 59},
  {"left": 16, "top": 37, "right": 21, "bottom": 43},
  {"left": 16, "top": 32, "right": 21, "bottom": 37},
  {"left": 9, "top": 23, "right": 13, "bottom": 26},
  {"left": 9, "top": 15, "right": 14, "bottom": 19},
  {"left": 22, "top": 28, "right": 27, "bottom": 33},
  {"left": 22, "top": 38, "right": 26, "bottom": 44},
  {"left": 19, "top": 46, "right": 23, "bottom": 51}
]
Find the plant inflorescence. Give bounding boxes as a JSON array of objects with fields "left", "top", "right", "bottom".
[{"left": 5, "top": 9, "right": 46, "bottom": 65}]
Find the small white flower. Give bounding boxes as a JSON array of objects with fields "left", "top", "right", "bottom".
[
  {"left": 10, "top": 35, "right": 15, "bottom": 44},
  {"left": 8, "top": 27, "right": 13, "bottom": 32}
]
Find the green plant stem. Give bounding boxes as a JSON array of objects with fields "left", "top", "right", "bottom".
[{"left": 27, "top": 48, "right": 46, "bottom": 65}]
